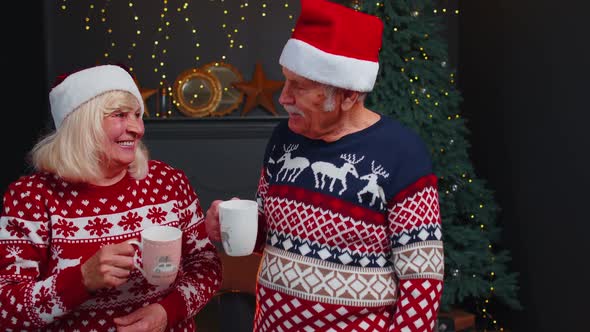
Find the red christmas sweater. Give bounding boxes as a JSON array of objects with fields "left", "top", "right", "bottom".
[
  {"left": 0, "top": 160, "right": 221, "bottom": 331},
  {"left": 253, "top": 118, "right": 444, "bottom": 332}
]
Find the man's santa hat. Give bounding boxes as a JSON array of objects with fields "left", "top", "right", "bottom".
[
  {"left": 49, "top": 64, "right": 143, "bottom": 128},
  {"left": 279, "top": 0, "right": 384, "bottom": 92}
]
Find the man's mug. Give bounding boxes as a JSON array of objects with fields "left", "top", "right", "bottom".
[
  {"left": 129, "top": 225, "right": 182, "bottom": 286},
  {"left": 219, "top": 199, "right": 258, "bottom": 256}
]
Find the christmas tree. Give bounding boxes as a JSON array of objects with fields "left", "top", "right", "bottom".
[{"left": 352, "top": 0, "right": 522, "bottom": 328}]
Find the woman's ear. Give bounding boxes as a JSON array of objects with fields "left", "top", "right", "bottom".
[{"left": 340, "top": 89, "right": 361, "bottom": 111}]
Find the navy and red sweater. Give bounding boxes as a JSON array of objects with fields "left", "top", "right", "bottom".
[{"left": 254, "top": 117, "right": 444, "bottom": 331}]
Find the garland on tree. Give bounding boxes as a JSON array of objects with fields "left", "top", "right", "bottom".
[{"left": 355, "top": 0, "right": 521, "bottom": 329}]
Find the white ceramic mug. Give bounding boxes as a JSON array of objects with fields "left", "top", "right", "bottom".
[
  {"left": 219, "top": 199, "right": 258, "bottom": 256},
  {"left": 129, "top": 225, "right": 182, "bottom": 286}
]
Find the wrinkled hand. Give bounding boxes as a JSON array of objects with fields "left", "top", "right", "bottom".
[
  {"left": 205, "top": 199, "right": 223, "bottom": 241},
  {"left": 81, "top": 241, "right": 135, "bottom": 292},
  {"left": 205, "top": 197, "right": 240, "bottom": 242},
  {"left": 114, "top": 303, "right": 167, "bottom": 332}
]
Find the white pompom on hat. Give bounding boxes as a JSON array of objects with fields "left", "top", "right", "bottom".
[
  {"left": 279, "top": 0, "right": 384, "bottom": 92},
  {"left": 49, "top": 64, "right": 144, "bottom": 128}
]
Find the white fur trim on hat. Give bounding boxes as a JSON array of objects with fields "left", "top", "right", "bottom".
[
  {"left": 49, "top": 64, "right": 144, "bottom": 128},
  {"left": 279, "top": 38, "right": 379, "bottom": 92}
]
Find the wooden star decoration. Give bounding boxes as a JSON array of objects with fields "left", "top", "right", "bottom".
[
  {"left": 232, "top": 63, "right": 284, "bottom": 116},
  {"left": 133, "top": 77, "right": 157, "bottom": 117},
  {"left": 140, "top": 87, "right": 158, "bottom": 117}
]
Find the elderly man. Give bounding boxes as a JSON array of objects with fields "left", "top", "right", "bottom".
[{"left": 206, "top": 0, "right": 444, "bottom": 330}]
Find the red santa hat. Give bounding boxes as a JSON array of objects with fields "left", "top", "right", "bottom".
[
  {"left": 279, "top": 0, "right": 384, "bottom": 92},
  {"left": 49, "top": 64, "right": 144, "bottom": 128}
]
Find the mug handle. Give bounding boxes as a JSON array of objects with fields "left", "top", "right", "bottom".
[{"left": 128, "top": 239, "right": 147, "bottom": 278}]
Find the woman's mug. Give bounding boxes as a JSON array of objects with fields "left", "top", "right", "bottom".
[{"left": 128, "top": 225, "right": 182, "bottom": 286}]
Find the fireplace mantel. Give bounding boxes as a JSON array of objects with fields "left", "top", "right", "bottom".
[
  {"left": 142, "top": 117, "right": 283, "bottom": 209},
  {"left": 144, "top": 116, "right": 285, "bottom": 140}
]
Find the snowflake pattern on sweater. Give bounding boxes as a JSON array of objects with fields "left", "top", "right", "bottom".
[
  {"left": 0, "top": 160, "right": 222, "bottom": 331},
  {"left": 253, "top": 118, "right": 444, "bottom": 332}
]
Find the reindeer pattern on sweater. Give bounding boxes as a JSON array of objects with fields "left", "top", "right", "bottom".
[{"left": 254, "top": 117, "right": 444, "bottom": 332}]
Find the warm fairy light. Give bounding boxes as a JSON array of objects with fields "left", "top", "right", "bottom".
[
  {"left": 60, "top": 0, "right": 294, "bottom": 116},
  {"left": 61, "top": 0, "right": 295, "bottom": 74}
]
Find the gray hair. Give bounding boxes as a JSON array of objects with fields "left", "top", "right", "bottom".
[{"left": 323, "top": 85, "right": 366, "bottom": 112}]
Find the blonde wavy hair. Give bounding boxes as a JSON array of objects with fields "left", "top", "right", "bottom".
[{"left": 31, "top": 90, "right": 149, "bottom": 183}]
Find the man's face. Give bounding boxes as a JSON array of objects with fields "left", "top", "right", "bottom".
[{"left": 278, "top": 67, "right": 342, "bottom": 139}]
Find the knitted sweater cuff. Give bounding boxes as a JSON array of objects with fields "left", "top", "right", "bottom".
[
  {"left": 159, "top": 290, "right": 186, "bottom": 328},
  {"left": 55, "top": 266, "right": 92, "bottom": 309}
]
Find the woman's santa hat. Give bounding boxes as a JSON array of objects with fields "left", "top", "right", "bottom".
[
  {"left": 279, "top": 0, "right": 384, "bottom": 92},
  {"left": 49, "top": 64, "right": 143, "bottom": 128}
]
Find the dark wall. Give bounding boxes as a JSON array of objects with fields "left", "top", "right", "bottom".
[
  {"left": 142, "top": 119, "right": 279, "bottom": 208},
  {"left": 0, "top": 3, "right": 49, "bottom": 191},
  {"left": 459, "top": 0, "right": 589, "bottom": 330}
]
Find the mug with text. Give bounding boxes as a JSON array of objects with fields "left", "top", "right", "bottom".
[
  {"left": 219, "top": 199, "right": 258, "bottom": 256},
  {"left": 129, "top": 225, "right": 182, "bottom": 286}
]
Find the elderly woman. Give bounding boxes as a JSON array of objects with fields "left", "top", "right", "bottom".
[{"left": 0, "top": 64, "right": 221, "bottom": 331}]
